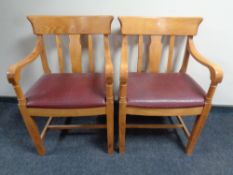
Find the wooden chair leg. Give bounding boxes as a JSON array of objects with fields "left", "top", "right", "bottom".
[
  {"left": 119, "top": 102, "right": 126, "bottom": 153},
  {"left": 186, "top": 105, "right": 211, "bottom": 155},
  {"left": 19, "top": 106, "right": 45, "bottom": 156},
  {"left": 106, "top": 102, "right": 114, "bottom": 154}
]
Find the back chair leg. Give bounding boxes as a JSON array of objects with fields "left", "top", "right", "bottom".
[
  {"left": 119, "top": 102, "right": 126, "bottom": 153},
  {"left": 186, "top": 105, "right": 211, "bottom": 155},
  {"left": 106, "top": 102, "right": 114, "bottom": 154},
  {"left": 19, "top": 106, "right": 45, "bottom": 156}
]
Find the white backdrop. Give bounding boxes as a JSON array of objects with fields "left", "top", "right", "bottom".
[{"left": 0, "top": 0, "right": 232, "bottom": 105}]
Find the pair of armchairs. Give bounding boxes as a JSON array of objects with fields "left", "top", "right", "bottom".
[{"left": 7, "top": 16, "right": 223, "bottom": 156}]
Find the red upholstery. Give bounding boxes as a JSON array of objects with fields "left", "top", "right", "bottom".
[
  {"left": 127, "top": 72, "right": 206, "bottom": 108},
  {"left": 25, "top": 73, "right": 106, "bottom": 108}
]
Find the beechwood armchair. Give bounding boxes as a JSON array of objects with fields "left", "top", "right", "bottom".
[
  {"left": 7, "top": 16, "right": 114, "bottom": 155},
  {"left": 118, "top": 17, "right": 223, "bottom": 155}
]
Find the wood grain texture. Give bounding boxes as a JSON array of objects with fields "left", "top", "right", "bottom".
[
  {"left": 55, "top": 35, "right": 65, "bottom": 73},
  {"left": 104, "top": 35, "right": 114, "bottom": 85},
  {"left": 119, "top": 17, "right": 202, "bottom": 35},
  {"left": 126, "top": 107, "right": 203, "bottom": 116},
  {"left": 28, "top": 107, "right": 106, "bottom": 117},
  {"left": 176, "top": 116, "right": 191, "bottom": 137},
  {"left": 88, "top": 35, "right": 94, "bottom": 72},
  {"left": 28, "top": 16, "right": 113, "bottom": 34},
  {"left": 137, "top": 35, "right": 143, "bottom": 72},
  {"left": 188, "top": 37, "right": 223, "bottom": 85},
  {"left": 126, "top": 124, "right": 183, "bottom": 129},
  {"left": 69, "top": 35, "right": 82, "bottom": 73},
  {"left": 118, "top": 16, "right": 223, "bottom": 155},
  {"left": 148, "top": 35, "right": 162, "bottom": 73},
  {"left": 167, "top": 35, "right": 175, "bottom": 72},
  {"left": 40, "top": 117, "right": 53, "bottom": 140},
  {"left": 179, "top": 38, "right": 190, "bottom": 73},
  {"left": 38, "top": 36, "right": 51, "bottom": 74},
  {"left": 47, "top": 124, "right": 106, "bottom": 129},
  {"left": 7, "top": 16, "right": 114, "bottom": 155},
  {"left": 120, "top": 35, "right": 128, "bottom": 85}
]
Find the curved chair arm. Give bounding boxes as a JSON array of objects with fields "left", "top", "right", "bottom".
[
  {"left": 104, "top": 35, "right": 113, "bottom": 85},
  {"left": 119, "top": 35, "right": 128, "bottom": 101},
  {"left": 7, "top": 38, "right": 42, "bottom": 85},
  {"left": 119, "top": 35, "right": 128, "bottom": 86},
  {"left": 188, "top": 38, "right": 223, "bottom": 85}
]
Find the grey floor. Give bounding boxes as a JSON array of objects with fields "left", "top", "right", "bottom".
[{"left": 0, "top": 101, "right": 233, "bottom": 175}]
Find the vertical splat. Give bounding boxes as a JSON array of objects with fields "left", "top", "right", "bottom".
[
  {"left": 180, "top": 37, "right": 190, "bottom": 73},
  {"left": 38, "top": 35, "right": 51, "bottom": 74},
  {"left": 148, "top": 35, "right": 162, "bottom": 73},
  {"left": 69, "top": 35, "right": 82, "bottom": 73},
  {"left": 55, "top": 35, "right": 65, "bottom": 73},
  {"left": 88, "top": 35, "right": 94, "bottom": 73},
  {"left": 167, "top": 36, "right": 175, "bottom": 72},
  {"left": 137, "top": 35, "right": 143, "bottom": 72}
]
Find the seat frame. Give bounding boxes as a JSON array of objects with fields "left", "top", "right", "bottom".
[
  {"left": 118, "top": 17, "right": 223, "bottom": 155},
  {"left": 7, "top": 16, "right": 114, "bottom": 155}
]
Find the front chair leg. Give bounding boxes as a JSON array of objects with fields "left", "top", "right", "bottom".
[
  {"left": 119, "top": 102, "right": 126, "bottom": 153},
  {"left": 106, "top": 102, "right": 114, "bottom": 154},
  {"left": 19, "top": 106, "right": 45, "bottom": 156},
  {"left": 186, "top": 108, "right": 210, "bottom": 155}
]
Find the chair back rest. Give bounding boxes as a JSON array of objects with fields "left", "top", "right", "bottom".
[
  {"left": 119, "top": 17, "right": 202, "bottom": 73},
  {"left": 28, "top": 16, "right": 113, "bottom": 73}
]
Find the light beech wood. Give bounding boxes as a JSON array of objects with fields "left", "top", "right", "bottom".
[
  {"left": 137, "top": 35, "right": 143, "bottom": 72},
  {"left": 118, "top": 17, "right": 223, "bottom": 155},
  {"left": 28, "top": 16, "right": 113, "bottom": 34},
  {"left": 104, "top": 35, "right": 114, "bottom": 85},
  {"left": 39, "top": 36, "right": 51, "bottom": 74},
  {"left": 55, "top": 35, "right": 65, "bottom": 73},
  {"left": 69, "top": 35, "right": 82, "bottom": 73},
  {"left": 7, "top": 16, "right": 114, "bottom": 155},
  {"left": 188, "top": 37, "right": 223, "bottom": 85},
  {"left": 88, "top": 35, "right": 94, "bottom": 72},
  {"left": 176, "top": 116, "right": 191, "bottom": 137},
  {"left": 119, "top": 17, "right": 203, "bottom": 35},
  {"left": 126, "top": 107, "right": 203, "bottom": 116},
  {"left": 179, "top": 38, "right": 190, "bottom": 73},
  {"left": 19, "top": 104, "right": 45, "bottom": 155},
  {"left": 167, "top": 36, "right": 175, "bottom": 72},
  {"left": 40, "top": 117, "right": 53, "bottom": 140},
  {"left": 28, "top": 107, "right": 106, "bottom": 117},
  {"left": 126, "top": 124, "right": 183, "bottom": 129},
  {"left": 148, "top": 35, "right": 162, "bottom": 72},
  {"left": 47, "top": 124, "right": 106, "bottom": 129}
]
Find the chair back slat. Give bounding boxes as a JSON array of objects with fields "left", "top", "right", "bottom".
[
  {"left": 27, "top": 16, "right": 113, "bottom": 73},
  {"left": 119, "top": 17, "right": 202, "bottom": 73},
  {"left": 69, "top": 35, "right": 82, "bottom": 73},
  {"left": 120, "top": 35, "right": 128, "bottom": 85},
  {"left": 38, "top": 36, "right": 51, "bottom": 73},
  {"left": 55, "top": 35, "right": 65, "bottom": 73},
  {"left": 148, "top": 35, "right": 162, "bottom": 73},
  {"left": 137, "top": 35, "right": 143, "bottom": 72},
  {"left": 119, "top": 17, "right": 202, "bottom": 35},
  {"left": 167, "top": 36, "right": 175, "bottom": 72},
  {"left": 88, "top": 35, "right": 94, "bottom": 73},
  {"left": 28, "top": 16, "right": 113, "bottom": 34}
]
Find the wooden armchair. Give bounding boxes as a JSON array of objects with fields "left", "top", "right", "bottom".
[
  {"left": 7, "top": 16, "right": 114, "bottom": 155},
  {"left": 118, "top": 17, "right": 223, "bottom": 155}
]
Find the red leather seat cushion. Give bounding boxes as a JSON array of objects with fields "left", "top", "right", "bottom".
[
  {"left": 127, "top": 72, "right": 206, "bottom": 108},
  {"left": 25, "top": 73, "right": 106, "bottom": 108}
]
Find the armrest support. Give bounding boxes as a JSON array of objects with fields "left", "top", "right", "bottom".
[
  {"left": 7, "top": 38, "right": 42, "bottom": 85},
  {"left": 188, "top": 38, "right": 223, "bottom": 85},
  {"left": 119, "top": 35, "right": 128, "bottom": 101},
  {"left": 104, "top": 35, "right": 113, "bottom": 85},
  {"left": 120, "top": 35, "right": 128, "bottom": 85}
]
